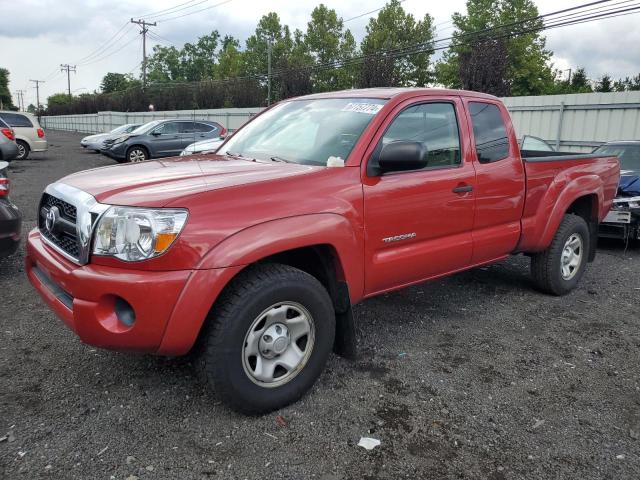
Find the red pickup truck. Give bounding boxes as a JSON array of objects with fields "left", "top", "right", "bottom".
[{"left": 26, "top": 88, "right": 619, "bottom": 413}]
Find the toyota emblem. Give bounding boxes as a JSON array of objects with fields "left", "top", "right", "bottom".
[{"left": 45, "top": 206, "right": 59, "bottom": 233}]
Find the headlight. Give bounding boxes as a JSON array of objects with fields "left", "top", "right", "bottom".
[
  {"left": 112, "top": 135, "right": 130, "bottom": 145},
  {"left": 93, "top": 206, "right": 188, "bottom": 261}
]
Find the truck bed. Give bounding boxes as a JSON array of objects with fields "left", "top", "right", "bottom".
[{"left": 516, "top": 152, "right": 620, "bottom": 253}]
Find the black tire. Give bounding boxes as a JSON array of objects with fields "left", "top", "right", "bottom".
[
  {"left": 125, "top": 146, "right": 148, "bottom": 163},
  {"left": 16, "top": 140, "right": 30, "bottom": 160},
  {"left": 199, "top": 263, "right": 335, "bottom": 414},
  {"left": 531, "top": 214, "right": 590, "bottom": 296}
]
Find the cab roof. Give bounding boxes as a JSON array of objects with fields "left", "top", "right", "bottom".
[{"left": 295, "top": 87, "right": 500, "bottom": 102}]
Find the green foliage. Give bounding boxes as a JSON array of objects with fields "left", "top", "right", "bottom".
[
  {"left": 47, "top": 92, "right": 74, "bottom": 107},
  {"left": 0, "top": 68, "right": 15, "bottom": 110},
  {"left": 595, "top": 74, "right": 613, "bottom": 93},
  {"left": 100, "top": 72, "right": 140, "bottom": 93},
  {"left": 359, "top": 0, "right": 434, "bottom": 87},
  {"left": 436, "top": 0, "right": 555, "bottom": 96},
  {"left": 304, "top": 4, "right": 356, "bottom": 91},
  {"left": 147, "top": 31, "right": 220, "bottom": 82}
]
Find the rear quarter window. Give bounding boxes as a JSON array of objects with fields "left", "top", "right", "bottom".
[
  {"left": 468, "top": 102, "right": 509, "bottom": 163},
  {"left": 0, "top": 113, "right": 33, "bottom": 128}
]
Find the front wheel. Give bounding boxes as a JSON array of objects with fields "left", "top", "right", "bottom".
[
  {"left": 199, "top": 264, "right": 335, "bottom": 414},
  {"left": 531, "top": 214, "right": 590, "bottom": 296},
  {"left": 126, "top": 146, "right": 148, "bottom": 163}
]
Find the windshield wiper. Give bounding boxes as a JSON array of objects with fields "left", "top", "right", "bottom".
[{"left": 270, "top": 156, "right": 295, "bottom": 164}]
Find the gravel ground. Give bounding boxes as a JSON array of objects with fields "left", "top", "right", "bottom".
[{"left": 1, "top": 130, "right": 639, "bottom": 480}]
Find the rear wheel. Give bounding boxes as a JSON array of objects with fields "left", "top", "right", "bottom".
[
  {"left": 531, "top": 214, "right": 590, "bottom": 296},
  {"left": 16, "top": 140, "right": 29, "bottom": 160},
  {"left": 126, "top": 146, "right": 148, "bottom": 163},
  {"left": 199, "top": 264, "right": 335, "bottom": 414}
]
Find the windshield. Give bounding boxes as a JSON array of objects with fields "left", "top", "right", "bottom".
[
  {"left": 218, "top": 98, "right": 387, "bottom": 165},
  {"left": 594, "top": 144, "right": 640, "bottom": 172},
  {"left": 130, "top": 120, "right": 162, "bottom": 135},
  {"left": 110, "top": 124, "right": 130, "bottom": 135}
]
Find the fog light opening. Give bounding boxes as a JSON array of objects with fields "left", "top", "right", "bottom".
[{"left": 114, "top": 297, "right": 136, "bottom": 327}]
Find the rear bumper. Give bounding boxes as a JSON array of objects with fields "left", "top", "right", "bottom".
[
  {"left": 0, "top": 198, "right": 21, "bottom": 257},
  {"left": 31, "top": 139, "right": 47, "bottom": 152},
  {"left": 25, "top": 229, "right": 241, "bottom": 355},
  {"left": 0, "top": 141, "right": 19, "bottom": 161}
]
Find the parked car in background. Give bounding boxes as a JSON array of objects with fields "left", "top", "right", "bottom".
[
  {"left": 593, "top": 141, "right": 640, "bottom": 242},
  {"left": 519, "top": 135, "right": 555, "bottom": 152},
  {"left": 81, "top": 124, "right": 141, "bottom": 152},
  {"left": 26, "top": 88, "right": 619, "bottom": 414},
  {"left": 0, "top": 161, "right": 22, "bottom": 257},
  {"left": 180, "top": 136, "right": 225, "bottom": 156},
  {"left": 0, "top": 111, "right": 47, "bottom": 160},
  {"left": 0, "top": 118, "right": 19, "bottom": 162},
  {"left": 101, "top": 119, "right": 226, "bottom": 163}
]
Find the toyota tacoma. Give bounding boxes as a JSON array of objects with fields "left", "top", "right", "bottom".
[{"left": 26, "top": 88, "right": 620, "bottom": 413}]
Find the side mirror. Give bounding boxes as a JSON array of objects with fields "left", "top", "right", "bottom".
[
  {"left": 150, "top": 131, "right": 161, "bottom": 136},
  {"left": 378, "top": 141, "right": 428, "bottom": 173}
]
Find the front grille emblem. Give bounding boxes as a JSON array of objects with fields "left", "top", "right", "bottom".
[{"left": 45, "top": 206, "right": 59, "bottom": 234}]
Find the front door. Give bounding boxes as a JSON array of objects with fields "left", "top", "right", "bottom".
[
  {"left": 149, "top": 121, "right": 182, "bottom": 156},
  {"left": 362, "top": 98, "right": 477, "bottom": 295}
]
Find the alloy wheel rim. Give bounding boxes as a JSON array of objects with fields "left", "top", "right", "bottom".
[
  {"left": 242, "top": 302, "right": 315, "bottom": 388},
  {"left": 129, "top": 150, "right": 146, "bottom": 162},
  {"left": 17, "top": 144, "right": 26, "bottom": 158},
  {"left": 560, "top": 233, "right": 583, "bottom": 280}
]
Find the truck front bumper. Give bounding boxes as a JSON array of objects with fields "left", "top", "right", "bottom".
[{"left": 25, "top": 229, "right": 241, "bottom": 355}]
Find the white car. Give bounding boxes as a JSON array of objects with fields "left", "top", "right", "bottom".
[
  {"left": 81, "top": 124, "right": 141, "bottom": 152},
  {"left": 180, "top": 137, "right": 225, "bottom": 156},
  {"left": 0, "top": 111, "right": 47, "bottom": 160}
]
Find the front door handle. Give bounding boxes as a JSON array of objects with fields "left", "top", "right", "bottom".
[{"left": 452, "top": 184, "right": 473, "bottom": 193}]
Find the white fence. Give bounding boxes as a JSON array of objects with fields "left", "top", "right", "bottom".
[
  {"left": 41, "top": 92, "right": 640, "bottom": 152},
  {"left": 503, "top": 91, "right": 640, "bottom": 152},
  {"left": 40, "top": 108, "right": 263, "bottom": 134}
]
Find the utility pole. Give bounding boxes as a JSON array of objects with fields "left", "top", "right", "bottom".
[
  {"left": 131, "top": 18, "right": 157, "bottom": 90},
  {"left": 267, "top": 36, "right": 273, "bottom": 106},
  {"left": 30, "top": 79, "right": 45, "bottom": 118},
  {"left": 60, "top": 64, "right": 76, "bottom": 96},
  {"left": 14, "top": 90, "right": 25, "bottom": 111}
]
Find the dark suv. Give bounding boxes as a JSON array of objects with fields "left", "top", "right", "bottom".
[
  {"left": 101, "top": 119, "right": 226, "bottom": 163},
  {"left": 0, "top": 161, "right": 21, "bottom": 257}
]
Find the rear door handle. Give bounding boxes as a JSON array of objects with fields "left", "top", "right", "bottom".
[{"left": 452, "top": 185, "right": 473, "bottom": 193}]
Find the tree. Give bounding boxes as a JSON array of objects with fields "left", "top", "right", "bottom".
[
  {"left": 458, "top": 38, "right": 510, "bottom": 95},
  {"left": 243, "top": 12, "right": 294, "bottom": 103},
  {"left": 216, "top": 35, "right": 244, "bottom": 79},
  {"left": 436, "top": 0, "right": 555, "bottom": 96},
  {"left": 303, "top": 4, "right": 356, "bottom": 91},
  {"left": 359, "top": 0, "right": 435, "bottom": 88},
  {"left": 101, "top": 72, "right": 132, "bottom": 93},
  {"left": 0, "top": 68, "right": 15, "bottom": 110},
  {"left": 146, "top": 31, "right": 220, "bottom": 83},
  {"left": 27, "top": 104, "right": 36, "bottom": 114},
  {"left": 569, "top": 67, "right": 592, "bottom": 93},
  {"left": 595, "top": 74, "right": 613, "bottom": 93}
]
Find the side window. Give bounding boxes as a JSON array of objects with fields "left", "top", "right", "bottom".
[
  {"left": 468, "top": 102, "right": 510, "bottom": 163},
  {"left": 369, "top": 102, "right": 461, "bottom": 174},
  {"left": 154, "top": 122, "right": 179, "bottom": 135},
  {"left": 179, "top": 122, "right": 196, "bottom": 133},
  {"left": 195, "top": 122, "right": 215, "bottom": 133},
  {"left": 0, "top": 113, "right": 33, "bottom": 127}
]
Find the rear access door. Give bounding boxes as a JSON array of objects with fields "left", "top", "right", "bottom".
[
  {"left": 463, "top": 100, "right": 525, "bottom": 263},
  {"left": 362, "top": 96, "right": 477, "bottom": 295}
]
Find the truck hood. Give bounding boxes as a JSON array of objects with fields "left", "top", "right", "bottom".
[
  {"left": 60, "top": 155, "right": 321, "bottom": 207},
  {"left": 619, "top": 170, "right": 640, "bottom": 197}
]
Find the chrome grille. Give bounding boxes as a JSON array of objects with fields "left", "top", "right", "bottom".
[{"left": 39, "top": 193, "right": 80, "bottom": 260}]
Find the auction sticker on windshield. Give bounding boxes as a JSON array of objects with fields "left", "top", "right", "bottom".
[{"left": 341, "top": 103, "right": 384, "bottom": 115}]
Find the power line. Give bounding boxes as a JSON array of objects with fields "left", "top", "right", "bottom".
[
  {"left": 156, "top": 0, "right": 234, "bottom": 22},
  {"left": 137, "top": 0, "right": 201, "bottom": 19},
  {"left": 131, "top": 18, "right": 158, "bottom": 90},
  {"left": 80, "top": 0, "right": 640, "bottom": 99},
  {"left": 343, "top": 1, "right": 406, "bottom": 23},
  {"left": 77, "top": 34, "right": 140, "bottom": 67},
  {"left": 74, "top": 22, "right": 132, "bottom": 64},
  {"left": 60, "top": 64, "right": 76, "bottom": 96}
]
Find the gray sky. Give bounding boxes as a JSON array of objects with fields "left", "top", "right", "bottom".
[{"left": 3, "top": 0, "right": 640, "bottom": 107}]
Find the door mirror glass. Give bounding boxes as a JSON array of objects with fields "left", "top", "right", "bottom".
[{"left": 379, "top": 141, "right": 429, "bottom": 173}]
